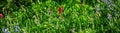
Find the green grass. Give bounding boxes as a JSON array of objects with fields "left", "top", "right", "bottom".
[{"left": 0, "top": 0, "right": 120, "bottom": 33}]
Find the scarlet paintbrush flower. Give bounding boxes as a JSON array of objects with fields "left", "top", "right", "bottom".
[
  {"left": 0, "top": 13, "right": 3, "bottom": 18},
  {"left": 58, "top": 6, "right": 63, "bottom": 20},
  {"left": 59, "top": 6, "right": 63, "bottom": 14}
]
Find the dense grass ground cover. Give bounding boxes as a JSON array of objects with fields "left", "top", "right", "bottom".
[{"left": 0, "top": 0, "right": 120, "bottom": 33}]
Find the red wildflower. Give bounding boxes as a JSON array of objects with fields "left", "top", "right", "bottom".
[
  {"left": 58, "top": 6, "right": 63, "bottom": 20},
  {"left": 59, "top": 6, "right": 63, "bottom": 14},
  {"left": 0, "top": 13, "right": 3, "bottom": 18}
]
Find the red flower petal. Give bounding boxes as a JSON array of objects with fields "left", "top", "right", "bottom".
[
  {"left": 0, "top": 14, "right": 3, "bottom": 18},
  {"left": 59, "top": 6, "right": 63, "bottom": 14}
]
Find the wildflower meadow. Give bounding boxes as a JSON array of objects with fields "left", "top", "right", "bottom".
[{"left": 0, "top": 0, "right": 120, "bottom": 33}]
